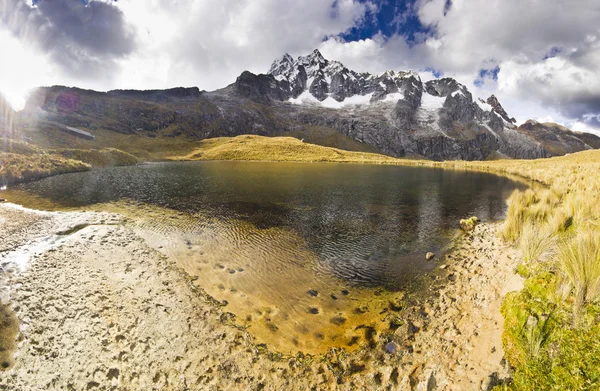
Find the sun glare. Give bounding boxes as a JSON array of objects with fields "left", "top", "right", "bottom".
[{"left": 0, "top": 29, "right": 51, "bottom": 111}]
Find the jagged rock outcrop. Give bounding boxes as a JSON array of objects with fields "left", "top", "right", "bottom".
[
  {"left": 486, "top": 95, "right": 516, "bottom": 124},
  {"left": 269, "top": 49, "right": 418, "bottom": 104},
  {"left": 6, "top": 49, "right": 600, "bottom": 161}
]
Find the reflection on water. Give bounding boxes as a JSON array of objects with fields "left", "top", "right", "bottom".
[{"left": 4, "top": 161, "right": 526, "bottom": 353}]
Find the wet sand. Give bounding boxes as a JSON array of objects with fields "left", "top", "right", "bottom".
[{"left": 0, "top": 202, "right": 522, "bottom": 390}]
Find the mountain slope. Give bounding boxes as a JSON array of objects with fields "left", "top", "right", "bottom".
[{"left": 5, "top": 50, "right": 600, "bottom": 161}]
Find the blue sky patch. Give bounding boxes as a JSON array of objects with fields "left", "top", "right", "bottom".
[
  {"left": 543, "top": 46, "right": 562, "bottom": 60},
  {"left": 425, "top": 67, "right": 443, "bottom": 78},
  {"left": 340, "top": 0, "right": 433, "bottom": 44},
  {"left": 474, "top": 66, "right": 500, "bottom": 86}
]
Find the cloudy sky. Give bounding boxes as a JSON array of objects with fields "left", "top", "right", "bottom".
[{"left": 1, "top": 0, "right": 599, "bottom": 135}]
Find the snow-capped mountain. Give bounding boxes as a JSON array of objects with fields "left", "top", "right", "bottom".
[
  {"left": 7, "top": 49, "right": 598, "bottom": 162},
  {"left": 268, "top": 49, "right": 416, "bottom": 106},
  {"left": 267, "top": 50, "right": 516, "bottom": 129},
  {"left": 261, "top": 49, "right": 541, "bottom": 158}
]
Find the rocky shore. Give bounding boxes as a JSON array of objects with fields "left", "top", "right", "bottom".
[{"left": 0, "top": 202, "right": 523, "bottom": 390}]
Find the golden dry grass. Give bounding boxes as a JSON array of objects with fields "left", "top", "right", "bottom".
[
  {"left": 168, "top": 135, "right": 403, "bottom": 164},
  {"left": 519, "top": 222, "right": 554, "bottom": 264},
  {"left": 558, "top": 233, "right": 600, "bottom": 323}
]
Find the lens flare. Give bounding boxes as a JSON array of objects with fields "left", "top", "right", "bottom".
[{"left": 0, "top": 29, "right": 52, "bottom": 111}]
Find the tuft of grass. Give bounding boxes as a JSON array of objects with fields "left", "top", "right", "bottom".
[
  {"left": 521, "top": 313, "right": 553, "bottom": 358},
  {"left": 548, "top": 208, "right": 573, "bottom": 234},
  {"left": 557, "top": 232, "right": 600, "bottom": 324},
  {"left": 502, "top": 318, "right": 600, "bottom": 391},
  {"left": 501, "top": 190, "right": 529, "bottom": 243},
  {"left": 519, "top": 222, "right": 554, "bottom": 264}
]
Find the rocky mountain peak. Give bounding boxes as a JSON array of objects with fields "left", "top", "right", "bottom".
[
  {"left": 424, "top": 78, "right": 466, "bottom": 97},
  {"left": 268, "top": 53, "right": 295, "bottom": 78},
  {"left": 266, "top": 49, "right": 424, "bottom": 106},
  {"left": 486, "top": 94, "right": 516, "bottom": 124},
  {"left": 300, "top": 48, "right": 326, "bottom": 64}
]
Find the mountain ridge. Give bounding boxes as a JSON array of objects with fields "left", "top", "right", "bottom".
[{"left": 1, "top": 49, "right": 599, "bottom": 161}]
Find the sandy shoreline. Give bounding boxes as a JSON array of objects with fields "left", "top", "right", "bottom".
[{"left": 0, "top": 202, "right": 523, "bottom": 390}]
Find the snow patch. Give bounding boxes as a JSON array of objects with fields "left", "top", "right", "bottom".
[
  {"left": 383, "top": 92, "right": 404, "bottom": 102},
  {"left": 288, "top": 92, "right": 374, "bottom": 108},
  {"left": 288, "top": 91, "right": 320, "bottom": 105},
  {"left": 421, "top": 92, "right": 446, "bottom": 110},
  {"left": 475, "top": 98, "right": 493, "bottom": 112}
]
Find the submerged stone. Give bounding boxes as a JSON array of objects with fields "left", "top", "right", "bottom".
[
  {"left": 385, "top": 342, "right": 397, "bottom": 354},
  {"left": 330, "top": 316, "right": 347, "bottom": 326}
]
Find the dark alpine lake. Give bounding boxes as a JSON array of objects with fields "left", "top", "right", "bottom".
[{"left": 7, "top": 161, "right": 526, "bottom": 353}]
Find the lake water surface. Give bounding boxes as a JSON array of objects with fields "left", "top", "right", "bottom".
[{"left": 6, "top": 161, "right": 526, "bottom": 353}]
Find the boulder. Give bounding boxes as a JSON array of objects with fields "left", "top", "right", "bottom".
[{"left": 459, "top": 216, "right": 479, "bottom": 232}]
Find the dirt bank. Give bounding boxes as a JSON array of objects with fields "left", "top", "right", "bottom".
[{"left": 0, "top": 203, "right": 522, "bottom": 390}]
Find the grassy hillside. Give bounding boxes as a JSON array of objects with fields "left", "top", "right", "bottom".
[
  {"left": 51, "top": 148, "right": 139, "bottom": 167},
  {"left": 0, "top": 152, "right": 90, "bottom": 186},
  {"left": 17, "top": 124, "right": 205, "bottom": 161},
  {"left": 169, "top": 134, "right": 402, "bottom": 163},
  {"left": 0, "top": 138, "right": 138, "bottom": 186},
  {"left": 273, "top": 126, "right": 382, "bottom": 153},
  {"left": 16, "top": 121, "right": 387, "bottom": 161}
]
